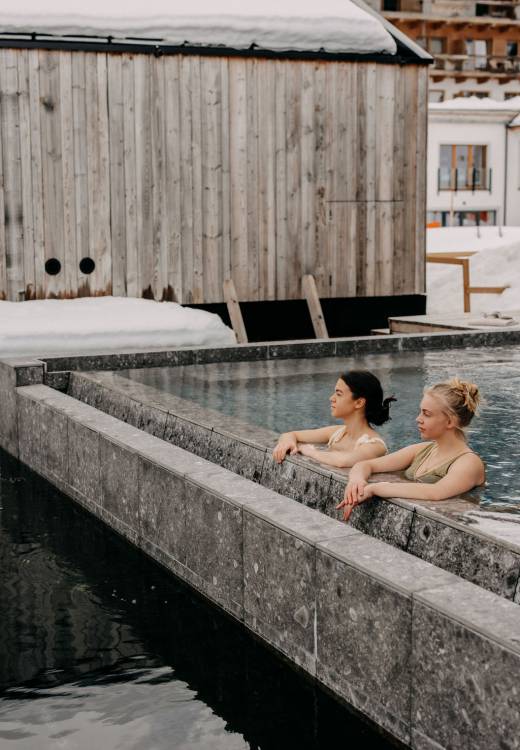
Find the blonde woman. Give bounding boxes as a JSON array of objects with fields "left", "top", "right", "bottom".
[
  {"left": 338, "top": 378, "right": 485, "bottom": 521},
  {"left": 272, "top": 370, "right": 395, "bottom": 469}
]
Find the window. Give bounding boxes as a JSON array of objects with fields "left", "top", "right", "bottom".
[
  {"left": 439, "top": 145, "right": 488, "bottom": 190},
  {"left": 505, "top": 91, "right": 520, "bottom": 99},
  {"left": 429, "top": 90, "right": 445, "bottom": 103},
  {"left": 428, "top": 37, "right": 446, "bottom": 55},
  {"left": 465, "top": 39, "right": 490, "bottom": 69},
  {"left": 427, "top": 210, "right": 496, "bottom": 227},
  {"left": 507, "top": 41, "right": 518, "bottom": 57}
]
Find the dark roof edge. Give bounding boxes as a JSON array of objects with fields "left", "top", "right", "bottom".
[
  {"left": 350, "top": 0, "right": 433, "bottom": 64},
  {"left": 0, "top": 33, "right": 430, "bottom": 65}
]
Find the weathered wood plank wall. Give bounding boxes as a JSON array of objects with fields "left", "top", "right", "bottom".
[{"left": 0, "top": 48, "right": 427, "bottom": 302}]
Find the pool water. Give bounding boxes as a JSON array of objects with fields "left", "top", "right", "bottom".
[
  {"left": 0, "top": 450, "right": 394, "bottom": 750},
  {"left": 122, "top": 346, "right": 520, "bottom": 508}
]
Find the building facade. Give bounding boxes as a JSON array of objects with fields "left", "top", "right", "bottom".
[
  {"left": 427, "top": 98, "right": 520, "bottom": 226},
  {"left": 366, "top": 0, "right": 520, "bottom": 100}
]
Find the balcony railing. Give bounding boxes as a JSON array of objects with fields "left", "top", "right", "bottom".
[
  {"left": 433, "top": 53, "right": 520, "bottom": 73},
  {"left": 437, "top": 167, "right": 492, "bottom": 192}
]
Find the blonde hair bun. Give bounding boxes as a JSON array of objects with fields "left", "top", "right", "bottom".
[
  {"left": 446, "top": 377, "right": 480, "bottom": 414},
  {"left": 425, "top": 378, "right": 480, "bottom": 427}
]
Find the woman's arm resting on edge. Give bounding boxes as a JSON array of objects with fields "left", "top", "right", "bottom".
[
  {"left": 298, "top": 441, "right": 386, "bottom": 469},
  {"left": 367, "top": 452, "right": 485, "bottom": 502},
  {"left": 272, "top": 426, "right": 337, "bottom": 463},
  {"left": 340, "top": 452, "right": 484, "bottom": 521},
  {"left": 337, "top": 444, "right": 424, "bottom": 518}
]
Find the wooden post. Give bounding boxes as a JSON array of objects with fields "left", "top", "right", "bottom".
[
  {"left": 462, "top": 258, "right": 470, "bottom": 313},
  {"left": 302, "top": 274, "right": 329, "bottom": 339},
  {"left": 223, "top": 278, "right": 248, "bottom": 344}
]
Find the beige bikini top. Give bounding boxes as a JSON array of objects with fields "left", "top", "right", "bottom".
[{"left": 327, "top": 426, "right": 388, "bottom": 453}]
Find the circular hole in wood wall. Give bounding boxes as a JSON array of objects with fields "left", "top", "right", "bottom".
[
  {"left": 45, "top": 258, "right": 61, "bottom": 275},
  {"left": 79, "top": 257, "right": 96, "bottom": 275}
]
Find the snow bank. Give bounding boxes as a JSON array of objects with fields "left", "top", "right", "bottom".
[
  {"left": 0, "top": 297, "right": 236, "bottom": 356},
  {"left": 426, "top": 227, "right": 520, "bottom": 315},
  {"left": 0, "top": 0, "right": 396, "bottom": 55}
]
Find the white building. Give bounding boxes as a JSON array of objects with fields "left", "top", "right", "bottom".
[{"left": 428, "top": 97, "right": 520, "bottom": 227}]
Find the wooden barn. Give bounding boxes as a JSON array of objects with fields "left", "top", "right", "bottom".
[{"left": 0, "top": 0, "right": 431, "bottom": 337}]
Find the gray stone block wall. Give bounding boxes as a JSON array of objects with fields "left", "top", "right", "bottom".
[
  {"left": 10, "top": 383, "right": 520, "bottom": 749},
  {"left": 412, "top": 581, "right": 520, "bottom": 750}
]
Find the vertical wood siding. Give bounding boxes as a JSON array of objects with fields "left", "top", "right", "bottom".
[{"left": 0, "top": 48, "right": 426, "bottom": 302}]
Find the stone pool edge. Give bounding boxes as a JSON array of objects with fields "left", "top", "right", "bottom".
[
  {"left": 6, "top": 381, "right": 520, "bottom": 750},
  {"left": 65, "top": 368, "right": 520, "bottom": 605}
]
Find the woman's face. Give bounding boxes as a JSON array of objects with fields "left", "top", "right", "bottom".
[
  {"left": 330, "top": 379, "right": 364, "bottom": 420},
  {"left": 416, "top": 393, "right": 455, "bottom": 440}
]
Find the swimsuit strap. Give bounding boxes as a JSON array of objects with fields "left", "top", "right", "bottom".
[
  {"left": 327, "top": 426, "right": 348, "bottom": 447},
  {"left": 355, "top": 434, "right": 388, "bottom": 451},
  {"left": 413, "top": 444, "right": 473, "bottom": 480}
]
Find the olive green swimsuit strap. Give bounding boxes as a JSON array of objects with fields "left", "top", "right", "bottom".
[{"left": 405, "top": 443, "right": 473, "bottom": 482}]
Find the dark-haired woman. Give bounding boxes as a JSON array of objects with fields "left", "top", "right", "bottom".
[{"left": 272, "top": 370, "right": 395, "bottom": 469}]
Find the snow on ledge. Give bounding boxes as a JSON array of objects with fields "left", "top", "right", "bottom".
[
  {"left": 0, "top": 0, "right": 397, "bottom": 55},
  {"left": 0, "top": 297, "right": 236, "bottom": 356},
  {"left": 429, "top": 96, "right": 520, "bottom": 112}
]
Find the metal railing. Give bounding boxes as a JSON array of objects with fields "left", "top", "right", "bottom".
[
  {"left": 433, "top": 53, "right": 520, "bottom": 73},
  {"left": 437, "top": 167, "right": 492, "bottom": 192}
]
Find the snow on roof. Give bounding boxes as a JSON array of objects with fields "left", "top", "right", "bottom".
[
  {"left": 429, "top": 96, "right": 520, "bottom": 112},
  {"left": 0, "top": 0, "right": 397, "bottom": 55}
]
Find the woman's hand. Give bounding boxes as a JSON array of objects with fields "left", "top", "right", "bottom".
[
  {"left": 272, "top": 433, "right": 298, "bottom": 463},
  {"left": 336, "top": 482, "right": 391, "bottom": 521}
]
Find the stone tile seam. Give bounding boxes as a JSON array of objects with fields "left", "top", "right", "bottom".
[
  {"left": 515, "top": 576, "right": 520, "bottom": 603},
  {"left": 410, "top": 594, "right": 520, "bottom": 656}
]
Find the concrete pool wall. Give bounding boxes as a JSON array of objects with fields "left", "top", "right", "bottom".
[{"left": 3, "top": 379, "right": 520, "bottom": 750}]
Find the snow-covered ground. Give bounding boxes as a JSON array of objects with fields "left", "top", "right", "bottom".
[
  {"left": 426, "top": 226, "right": 520, "bottom": 315},
  {"left": 0, "top": 0, "right": 396, "bottom": 55},
  {"left": 0, "top": 297, "right": 235, "bottom": 357}
]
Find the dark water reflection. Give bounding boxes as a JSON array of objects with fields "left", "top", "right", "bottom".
[
  {"left": 0, "top": 451, "right": 397, "bottom": 749},
  {"left": 122, "top": 346, "right": 520, "bottom": 507}
]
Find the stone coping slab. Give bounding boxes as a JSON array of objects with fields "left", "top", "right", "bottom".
[
  {"left": 13, "top": 382, "right": 520, "bottom": 750},
  {"left": 18, "top": 326, "right": 520, "bottom": 373},
  {"left": 65, "top": 370, "right": 520, "bottom": 605}
]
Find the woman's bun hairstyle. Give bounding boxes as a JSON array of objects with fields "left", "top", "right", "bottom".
[
  {"left": 426, "top": 377, "right": 480, "bottom": 428},
  {"left": 340, "top": 370, "right": 396, "bottom": 426}
]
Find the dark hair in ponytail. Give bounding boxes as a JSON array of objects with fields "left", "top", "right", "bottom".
[{"left": 340, "top": 370, "right": 396, "bottom": 426}]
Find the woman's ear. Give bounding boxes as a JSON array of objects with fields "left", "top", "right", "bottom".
[
  {"left": 444, "top": 413, "right": 458, "bottom": 431},
  {"left": 355, "top": 397, "right": 366, "bottom": 411}
]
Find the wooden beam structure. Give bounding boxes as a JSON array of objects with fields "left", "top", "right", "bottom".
[
  {"left": 426, "top": 253, "right": 508, "bottom": 313},
  {"left": 223, "top": 278, "right": 248, "bottom": 344},
  {"left": 302, "top": 274, "right": 329, "bottom": 339}
]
